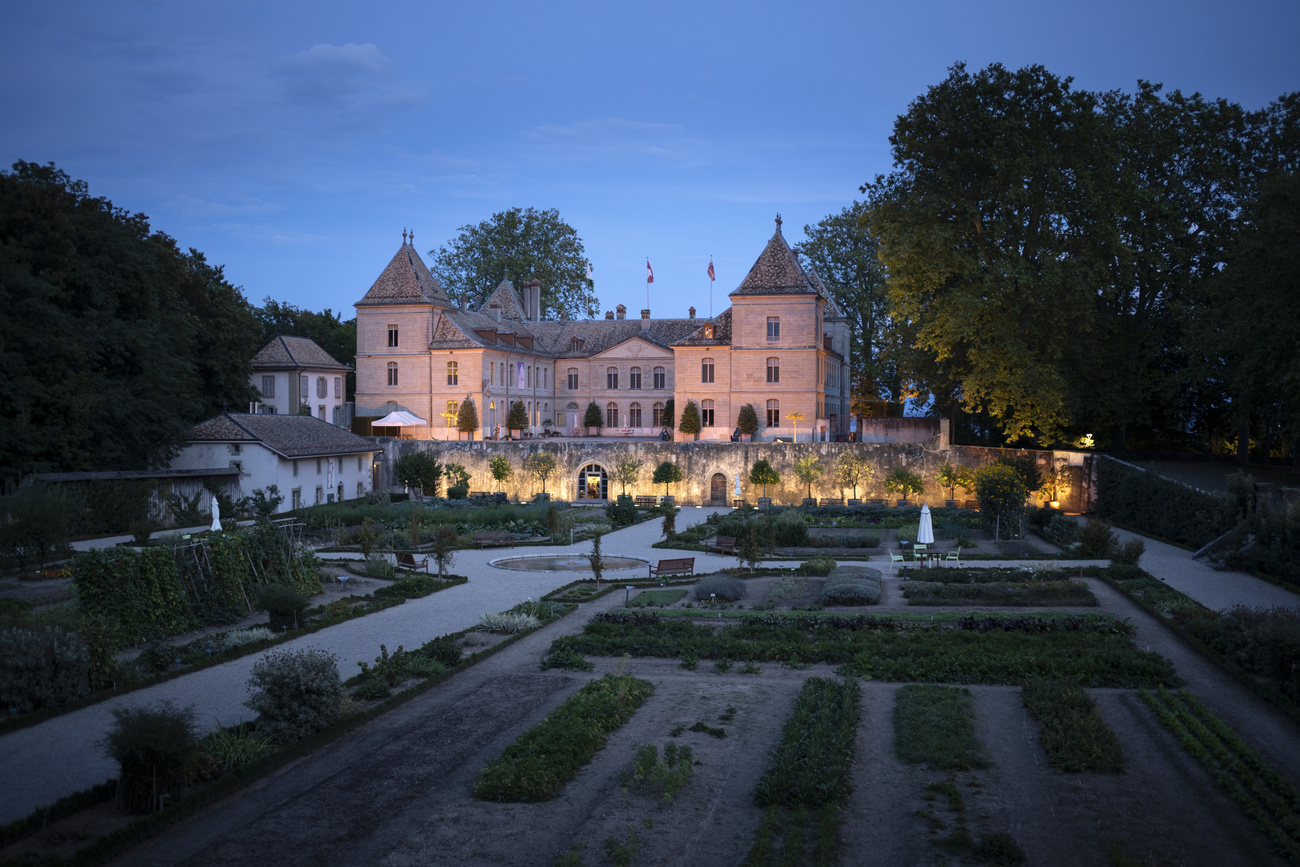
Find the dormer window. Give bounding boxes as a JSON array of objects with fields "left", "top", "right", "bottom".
[
  {"left": 571, "top": 337, "right": 583, "bottom": 351},
  {"left": 703, "top": 324, "right": 714, "bottom": 338}
]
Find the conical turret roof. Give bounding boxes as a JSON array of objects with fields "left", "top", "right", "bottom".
[
  {"left": 356, "top": 240, "right": 451, "bottom": 306},
  {"left": 730, "top": 214, "right": 819, "bottom": 297}
]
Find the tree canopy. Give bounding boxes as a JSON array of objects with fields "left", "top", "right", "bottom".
[
  {"left": 0, "top": 161, "right": 261, "bottom": 483},
  {"left": 429, "top": 207, "right": 599, "bottom": 320}
]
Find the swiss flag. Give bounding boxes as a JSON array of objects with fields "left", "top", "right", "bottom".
[
  {"left": 707, "top": 259, "right": 715, "bottom": 281},
  {"left": 646, "top": 260, "right": 654, "bottom": 283}
]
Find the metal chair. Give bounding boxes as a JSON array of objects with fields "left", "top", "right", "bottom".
[
  {"left": 944, "top": 547, "right": 961, "bottom": 567},
  {"left": 889, "top": 551, "right": 906, "bottom": 573}
]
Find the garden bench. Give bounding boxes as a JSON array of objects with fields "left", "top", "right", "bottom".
[
  {"left": 474, "top": 530, "right": 513, "bottom": 548},
  {"left": 395, "top": 552, "right": 428, "bottom": 572},
  {"left": 648, "top": 558, "right": 694, "bottom": 580},
  {"left": 703, "top": 535, "right": 736, "bottom": 555},
  {"left": 470, "top": 491, "right": 491, "bottom": 499},
  {"left": 634, "top": 495, "right": 659, "bottom": 507},
  {"left": 864, "top": 498, "right": 886, "bottom": 507},
  {"left": 818, "top": 498, "right": 843, "bottom": 506},
  {"left": 964, "top": 500, "right": 981, "bottom": 511}
]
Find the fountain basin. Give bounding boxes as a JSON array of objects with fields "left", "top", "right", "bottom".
[{"left": 491, "top": 554, "right": 648, "bottom": 572}]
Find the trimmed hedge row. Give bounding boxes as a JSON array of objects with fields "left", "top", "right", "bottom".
[{"left": 1093, "top": 458, "right": 1236, "bottom": 549}]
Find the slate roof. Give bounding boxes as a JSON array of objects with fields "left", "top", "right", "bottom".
[
  {"left": 425, "top": 306, "right": 704, "bottom": 359},
  {"left": 673, "top": 308, "right": 733, "bottom": 347},
  {"left": 251, "top": 336, "right": 351, "bottom": 371},
  {"left": 479, "top": 278, "right": 526, "bottom": 320},
  {"left": 185, "top": 413, "right": 380, "bottom": 459},
  {"left": 356, "top": 243, "right": 451, "bottom": 306},
  {"left": 730, "top": 215, "right": 820, "bottom": 297}
]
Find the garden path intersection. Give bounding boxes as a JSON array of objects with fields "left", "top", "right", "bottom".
[{"left": 0, "top": 510, "right": 1296, "bottom": 829}]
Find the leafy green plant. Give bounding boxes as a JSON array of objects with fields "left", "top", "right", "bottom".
[
  {"left": 975, "top": 463, "right": 1028, "bottom": 539},
  {"left": 883, "top": 467, "right": 924, "bottom": 500},
  {"left": 394, "top": 452, "right": 443, "bottom": 497},
  {"left": 835, "top": 451, "right": 873, "bottom": 500},
  {"left": 678, "top": 399, "right": 702, "bottom": 437},
  {"left": 256, "top": 583, "right": 309, "bottom": 631},
  {"left": 103, "top": 701, "right": 197, "bottom": 813},
  {"left": 473, "top": 674, "right": 654, "bottom": 802},
  {"left": 749, "top": 460, "right": 780, "bottom": 498},
  {"left": 488, "top": 455, "right": 513, "bottom": 491},
  {"left": 203, "top": 721, "right": 273, "bottom": 770},
  {"left": 694, "top": 575, "right": 746, "bottom": 602},
  {"left": 627, "top": 742, "right": 694, "bottom": 804},
  {"left": 1076, "top": 518, "right": 1117, "bottom": 557},
  {"left": 523, "top": 450, "right": 558, "bottom": 494},
  {"left": 478, "top": 611, "right": 541, "bottom": 634},
  {"left": 0, "top": 626, "right": 91, "bottom": 713},
  {"left": 893, "top": 684, "right": 988, "bottom": 771},
  {"left": 1111, "top": 536, "right": 1145, "bottom": 566},
  {"left": 244, "top": 648, "right": 342, "bottom": 743},
  {"left": 820, "top": 569, "right": 882, "bottom": 605},
  {"left": 652, "top": 461, "right": 684, "bottom": 497},
  {"left": 793, "top": 455, "right": 824, "bottom": 500},
  {"left": 1021, "top": 680, "right": 1124, "bottom": 772},
  {"left": 801, "top": 555, "right": 836, "bottom": 577}
]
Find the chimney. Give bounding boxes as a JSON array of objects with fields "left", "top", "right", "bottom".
[
  {"left": 460, "top": 298, "right": 468, "bottom": 311},
  {"left": 529, "top": 279, "right": 542, "bottom": 322},
  {"left": 688, "top": 306, "right": 696, "bottom": 319},
  {"left": 560, "top": 309, "right": 569, "bottom": 322},
  {"left": 490, "top": 304, "right": 501, "bottom": 323},
  {"left": 605, "top": 310, "right": 615, "bottom": 320},
  {"left": 616, "top": 304, "right": 626, "bottom": 320},
  {"left": 640, "top": 309, "right": 650, "bottom": 330}
]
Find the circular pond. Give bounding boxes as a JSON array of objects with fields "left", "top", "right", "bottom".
[{"left": 491, "top": 554, "right": 648, "bottom": 572}]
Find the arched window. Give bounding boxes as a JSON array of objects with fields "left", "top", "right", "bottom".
[
  {"left": 766, "top": 357, "right": 780, "bottom": 383},
  {"left": 653, "top": 366, "right": 666, "bottom": 389},
  {"left": 652, "top": 402, "right": 665, "bottom": 427},
  {"left": 606, "top": 402, "right": 619, "bottom": 428},
  {"left": 567, "top": 368, "right": 578, "bottom": 389},
  {"left": 447, "top": 361, "right": 458, "bottom": 386},
  {"left": 701, "top": 400, "right": 714, "bottom": 427},
  {"left": 606, "top": 367, "right": 618, "bottom": 389},
  {"left": 701, "top": 357, "right": 714, "bottom": 384},
  {"left": 629, "top": 402, "right": 642, "bottom": 427},
  {"left": 386, "top": 363, "right": 398, "bottom": 386},
  {"left": 629, "top": 366, "right": 642, "bottom": 389},
  {"left": 578, "top": 463, "right": 608, "bottom": 500},
  {"left": 766, "top": 399, "right": 780, "bottom": 427},
  {"left": 566, "top": 401, "right": 580, "bottom": 430}
]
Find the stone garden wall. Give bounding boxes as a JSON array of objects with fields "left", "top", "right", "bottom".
[{"left": 375, "top": 436, "right": 1095, "bottom": 511}]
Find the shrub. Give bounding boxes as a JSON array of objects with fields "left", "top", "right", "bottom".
[
  {"left": 975, "top": 464, "right": 1027, "bottom": 538},
  {"left": 1111, "top": 537, "right": 1145, "bottom": 566},
  {"left": 447, "top": 484, "right": 469, "bottom": 500},
  {"left": 222, "top": 626, "right": 275, "bottom": 649},
  {"left": 0, "top": 626, "right": 91, "bottom": 713},
  {"left": 819, "top": 569, "right": 882, "bottom": 606},
  {"left": 773, "top": 509, "right": 809, "bottom": 546},
  {"left": 1044, "top": 514, "right": 1078, "bottom": 546},
  {"left": 479, "top": 611, "right": 541, "bottom": 634},
  {"left": 801, "top": 556, "right": 836, "bottom": 577},
  {"left": 256, "top": 583, "right": 309, "bottom": 631},
  {"left": 244, "top": 648, "right": 342, "bottom": 743},
  {"left": 883, "top": 467, "right": 924, "bottom": 499},
  {"left": 606, "top": 495, "right": 638, "bottom": 528},
  {"left": 694, "top": 575, "right": 746, "bottom": 602},
  {"left": 628, "top": 742, "right": 694, "bottom": 804},
  {"left": 1076, "top": 519, "right": 1117, "bottom": 557},
  {"left": 203, "top": 721, "right": 274, "bottom": 770},
  {"left": 394, "top": 452, "right": 443, "bottom": 497},
  {"left": 420, "top": 635, "right": 463, "bottom": 667},
  {"left": 103, "top": 702, "right": 197, "bottom": 813},
  {"left": 364, "top": 556, "right": 395, "bottom": 580}
]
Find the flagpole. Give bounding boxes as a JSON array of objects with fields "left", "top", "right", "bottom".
[{"left": 709, "top": 254, "right": 713, "bottom": 318}]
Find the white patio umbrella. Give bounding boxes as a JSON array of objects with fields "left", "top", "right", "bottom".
[{"left": 917, "top": 504, "right": 935, "bottom": 545}]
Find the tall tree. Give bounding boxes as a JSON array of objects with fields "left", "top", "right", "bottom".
[
  {"left": 0, "top": 161, "right": 259, "bottom": 482},
  {"left": 864, "top": 62, "right": 1110, "bottom": 444},
  {"left": 798, "top": 202, "right": 900, "bottom": 415},
  {"left": 429, "top": 207, "right": 598, "bottom": 319}
]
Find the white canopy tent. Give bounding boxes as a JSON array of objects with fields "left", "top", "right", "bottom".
[{"left": 371, "top": 410, "right": 427, "bottom": 437}]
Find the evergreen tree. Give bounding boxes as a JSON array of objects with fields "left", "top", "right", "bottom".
[
  {"left": 456, "top": 397, "right": 479, "bottom": 439},
  {"left": 736, "top": 404, "right": 759, "bottom": 439},
  {"left": 583, "top": 401, "right": 604, "bottom": 429},
  {"left": 652, "top": 461, "right": 683, "bottom": 497},
  {"left": 678, "top": 400, "right": 702, "bottom": 437},
  {"left": 507, "top": 400, "right": 529, "bottom": 436}
]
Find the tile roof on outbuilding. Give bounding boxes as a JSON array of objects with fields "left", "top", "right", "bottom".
[
  {"left": 730, "top": 215, "right": 820, "bottom": 297},
  {"left": 251, "top": 336, "right": 351, "bottom": 371},
  {"left": 185, "top": 413, "right": 380, "bottom": 459},
  {"left": 356, "top": 242, "right": 451, "bottom": 307}
]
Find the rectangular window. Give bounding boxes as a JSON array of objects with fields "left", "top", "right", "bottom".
[
  {"left": 316, "top": 458, "right": 322, "bottom": 474},
  {"left": 315, "top": 486, "right": 323, "bottom": 505},
  {"left": 629, "top": 367, "right": 641, "bottom": 389},
  {"left": 388, "top": 325, "right": 399, "bottom": 347},
  {"left": 292, "top": 488, "right": 302, "bottom": 510},
  {"left": 767, "top": 357, "right": 780, "bottom": 384},
  {"left": 300, "top": 374, "right": 308, "bottom": 397},
  {"left": 653, "top": 367, "right": 665, "bottom": 389},
  {"left": 606, "top": 404, "right": 619, "bottom": 428},
  {"left": 261, "top": 376, "right": 275, "bottom": 398},
  {"left": 356, "top": 482, "right": 363, "bottom": 499},
  {"left": 607, "top": 368, "right": 618, "bottom": 390},
  {"left": 293, "top": 460, "right": 299, "bottom": 477},
  {"left": 317, "top": 377, "right": 327, "bottom": 398},
  {"left": 767, "top": 400, "right": 780, "bottom": 427},
  {"left": 489, "top": 361, "right": 494, "bottom": 383},
  {"left": 318, "top": 405, "right": 325, "bottom": 420},
  {"left": 629, "top": 404, "right": 642, "bottom": 426},
  {"left": 701, "top": 358, "right": 714, "bottom": 384},
  {"left": 567, "top": 368, "right": 578, "bottom": 390},
  {"left": 387, "top": 363, "right": 398, "bottom": 386},
  {"left": 701, "top": 400, "right": 714, "bottom": 427},
  {"left": 334, "top": 377, "right": 342, "bottom": 398},
  {"left": 652, "top": 403, "right": 664, "bottom": 427},
  {"left": 447, "top": 361, "right": 458, "bottom": 386},
  {"left": 767, "top": 316, "right": 780, "bottom": 341}
]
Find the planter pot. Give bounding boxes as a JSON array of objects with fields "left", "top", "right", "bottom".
[
  {"left": 662, "top": 495, "right": 675, "bottom": 508},
  {"left": 847, "top": 498, "right": 861, "bottom": 506},
  {"left": 588, "top": 427, "right": 599, "bottom": 436},
  {"left": 757, "top": 497, "right": 772, "bottom": 509},
  {"left": 945, "top": 500, "right": 958, "bottom": 509},
  {"left": 1048, "top": 500, "right": 1060, "bottom": 510},
  {"left": 896, "top": 499, "right": 910, "bottom": 507},
  {"left": 802, "top": 498, "right": 817, "bottom": 507}
]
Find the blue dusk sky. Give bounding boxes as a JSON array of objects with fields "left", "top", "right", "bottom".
[{"left": 2, "top": 1, "right": 1297, "bottom": 321}]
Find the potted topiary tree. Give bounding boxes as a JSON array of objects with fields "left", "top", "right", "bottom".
[
  {"left": 583, "top": 401, "right": 603, "bottom": 436},
  {"left": 652, "top": 460, "right": 683, "bottom": 506},
  {"left": 456, "top": 397, "right": 479, "bottom": 441},
  {"left": 835, "top": 451, "right": 872, "bottom": 505},
  {"left": 937, "top": 461, "right": 974, "bottom": 508},
  {"left": 678, "top": 400, "right": 701, "bottom": 442},
  {"left": 736, "top": 403, "right": 759, "bottom": 442},
  {"left": 749, "top": 459, "right": 780, "bottom": 508},
  {"left": 506, "top": 400, "right": 528, "bottom": 439},
  {"left": 793, "top": 455, "right": 824, "bottom": 506},
  {"left": 523, "top": 450, "right": 557, "bottom": 500},
  {"left": 883, "top": 467, "right": 924, "bottom": 506}
]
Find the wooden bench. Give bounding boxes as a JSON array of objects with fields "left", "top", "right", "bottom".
[
  {"left": 818, "top": 498, "right": 844, "bottom": 506},
  {"left": 703, "top": 535, "right": 736, "bottom": 555},
  {"left": 633, "top": 495, "right": 658, "bottom": 507},
  {"left": 470, "top": 491, "right": 491, "bottom": 499},
  {"left": 864, "top": 498, "right": 886, "bottom": 507},
  {"left": 395, "top": 552, "right": 428, "bottom": 572},
  {"left": 474, "top": 530, "right": 513, "bottom": 548},
  {"left": 963, "top": 500, "right": 981, "bottom": 511},
  {"left": 648, "top": 558, "right": 694, "bottom": 580}
]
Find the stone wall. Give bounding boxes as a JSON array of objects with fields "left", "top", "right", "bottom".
[{"left": 375, "top": 436, "right": 1096, "bottom": 510}]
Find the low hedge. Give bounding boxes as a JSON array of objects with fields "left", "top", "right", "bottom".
[
  {"left": 473, "top": 674, "right": 654, "bottom": 802},
  {"left": 819, "top": 569, "right": 882, "bottom": 606}
]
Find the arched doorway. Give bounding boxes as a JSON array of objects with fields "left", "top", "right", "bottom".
[
  {"left": 577, "top": 464, "right": 608, "bottom": 501},
  {"left": 710, "top": 473, "right": 728, "bottom": 505}
]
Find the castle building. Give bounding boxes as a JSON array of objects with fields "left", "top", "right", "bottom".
[{"left": 353, "top": 217, "right": 851, "bottom": 442}]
